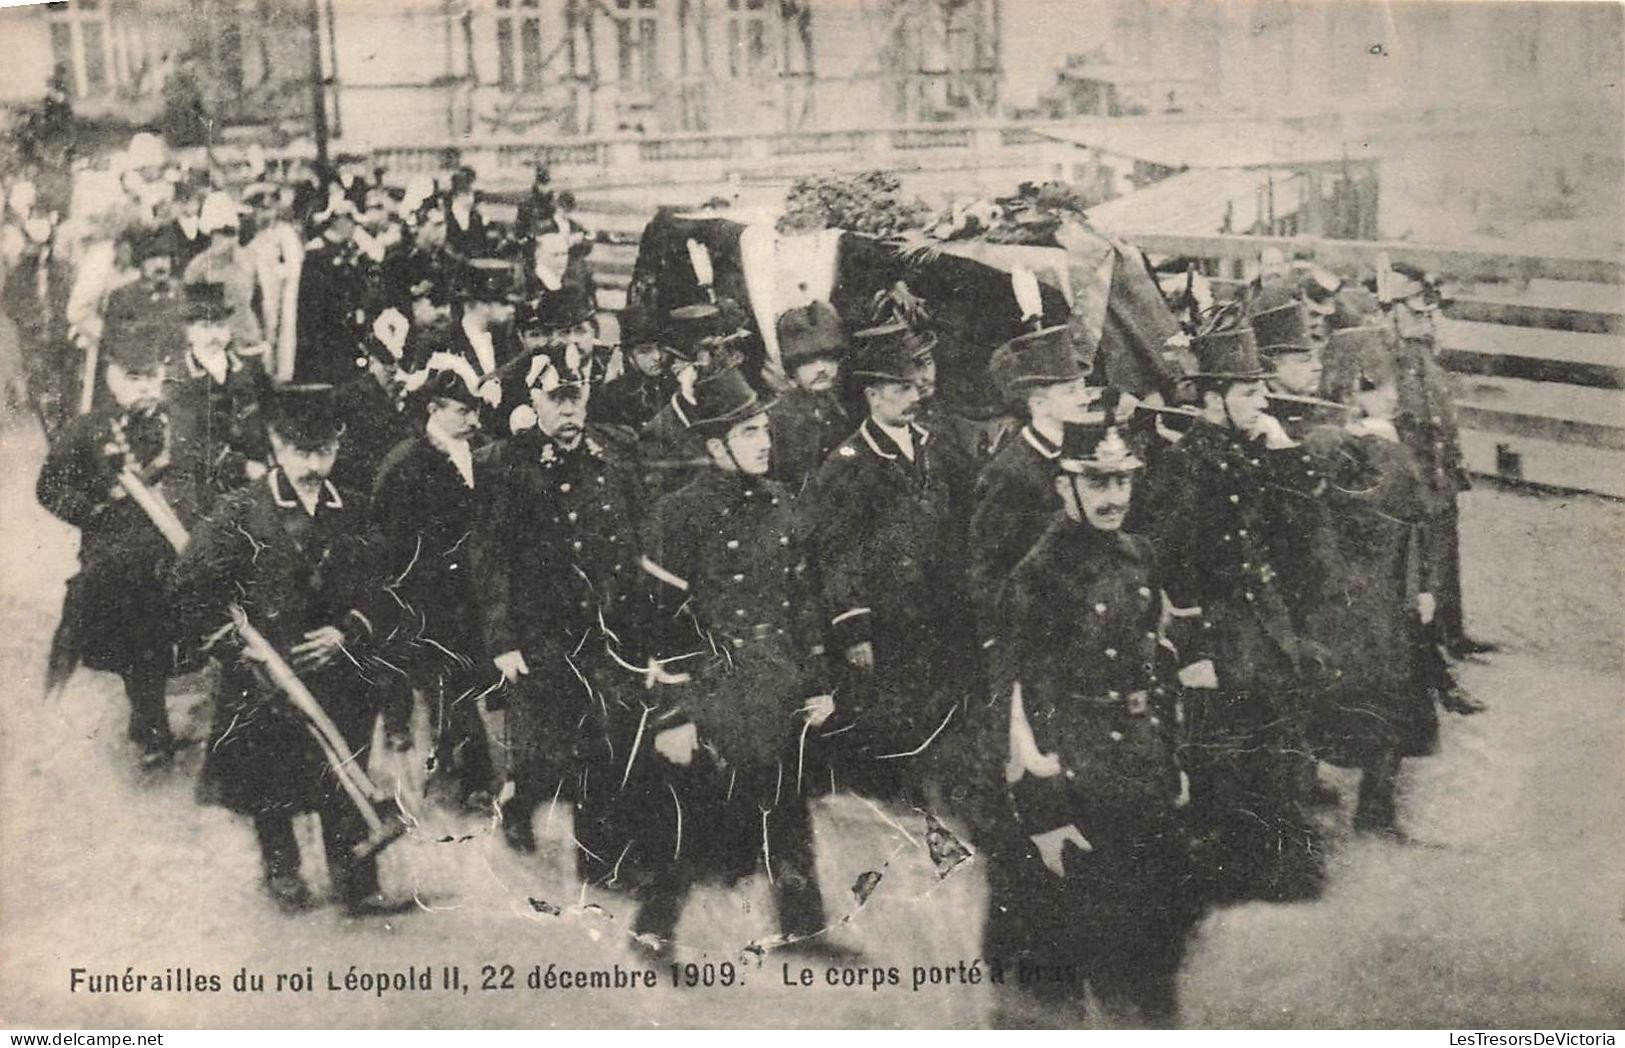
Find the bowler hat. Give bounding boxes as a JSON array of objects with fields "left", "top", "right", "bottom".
[
  {"left": 266, "top": 383, "right": 344, "bottom": 447},
  {"left": 183, "top": 281, "right": 228, "bottom": 323}
]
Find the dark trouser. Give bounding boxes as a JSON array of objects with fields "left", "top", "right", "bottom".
[
  {"left": 1432, "top": 497, "right": 1468, "bottom": 644},
  {"left": 1183, "top": 689, "right": 1323, "bottom": 902},
  {"left": 631, "top": 788, "right": 828, "bottom": 944},
  {"left": 1354, "top": 747, "right": 1402, "bottom": 831},
  {"left": 121, "top": 650, "right": 173, "bottom": 753},
  {"left": 430, "top": 674, "right": 495, "bottom": 796},
  {"left": 253, "top": 799, "right": 378, "bottom": 904}
]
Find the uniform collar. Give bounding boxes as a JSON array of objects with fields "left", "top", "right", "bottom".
[
  {"left": 1021, "top": 423, "right": 1062, "bottom": 459},
  {"left": 268, "top": 468, "right": 343, "bottom": 513},
  {"left": 859, "top": 417, "right": 930, "bottom": 461}
]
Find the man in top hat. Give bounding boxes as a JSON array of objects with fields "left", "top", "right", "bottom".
[
  {"left": 167, "top": 383, "right": 412, "bottom": 917},
  {"left": 969, "top": 324, "right": 1105, "bottom": 654},
  {"left": 591, "top": 303, "right": 676, "bottom": 430},
  {"left": 803, "top": 321, "right": 974, "bottom": 803},
  {"left": 1251, "top": 300, "right": 1338, "bottom": 433},
  {"left": 371, "top": 365, "right": 498, "bottom": 810},
  {"left": 626, "top": 366, "right": 839, "bottom": 956},
  {"left": 38, "top": 339, "right": 181, "bottom": 767},
  {"left": 1137, "top": 321, "right": 1331, "bottom": 903},
  {"left": 1383, "top": 264, "right": 1494, "bottom": 659},
  {"left": 986, "top": 420, "right": 1201, "bottom": 1027},
  {"left": 468, "top": 337, "right": 646, "bottom": 858},
  {"left": 164, "top": 281, "right": 270, "bottom": 523},
  {"left": 767, "top": 300, "right": 850, "bottom": 493}
]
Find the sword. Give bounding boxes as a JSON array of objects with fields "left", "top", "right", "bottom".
[{"left": 116, "top": 468, "right": 409, "bottom": 861}]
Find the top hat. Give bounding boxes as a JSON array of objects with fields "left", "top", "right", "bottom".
[
  {"left": 265, "top": 383, "right": 344, "bottom": 447},
  {"left": 1250, "top": 301, "right": 1316, "bottom": 356},
  {"left": 461, "top": 258, "right": 521, "bottom": 303},
  {"left": 1057, "top": 421, "right": 1144, "bottom": 475},
  {"left": 989, "top": 324, "right": 1093, "bottom": 398},
  {"left": 776, "top": 301, "right": 846, "bottom": 370},
  {"left": 183, "top": 281, "right": 228, "bottom": 323},
  {"left": 674, "top": 366, "right": 776, "bottom": 435},
  {"left": 1321, "top": 325, "right": 1397, "bottom": 401},
  {"left": 847, "top": 322, "right": 935, "bottom": 386},
  {"left": 517, "top": 284, "right": 596, "bottom": 333},
  {"left": 1189, "top": 325, "right": 1273, "bottom": 381}
]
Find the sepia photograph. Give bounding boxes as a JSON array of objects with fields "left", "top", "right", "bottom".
[{"left": 0, "top": 0, "right": 1621, "bottom": 1033}]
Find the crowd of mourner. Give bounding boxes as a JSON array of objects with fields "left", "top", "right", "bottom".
[{"left": 0, "top": 131, "right": 1495, "bottom": 1026}]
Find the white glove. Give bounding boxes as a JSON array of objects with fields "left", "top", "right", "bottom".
[
  {"left": 1178, "top": 659, "right": 1218, "bottom": 690},
  {"left": 1030, "top": 824, "right": 1092, "bottom": 877},
  {"left": 1417, "top": 591, "right": 1435, "bottom": 625},
  {"left": 801, "top": 694, "right": 835, "bottom": 729},
  {"left": 654, "top": 723, "right": 698, "bottom": 766},
  {"left": 493, "top": 650, "right": 529, "bottom": 683}
]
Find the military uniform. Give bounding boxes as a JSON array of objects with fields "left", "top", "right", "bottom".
[
  {"left": 624, "top": 369, "right": 832, "bottom": 947},
  {"left": 1140, "top": 327, "right": 1328, "bottom": 903},
  {"left": 804, "top": 325, "right": 974, "bottom": 799},
  {"left": 468, "top": 420, "right": 645, "bottom": 853},
  {"left": 293, "top": 238, "right": 365, "bottom": 385},
  {"left": 986, "top": 428, "right": 1198, "bottom": 1024}
]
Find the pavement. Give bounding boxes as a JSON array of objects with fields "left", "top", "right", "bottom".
[{"left": 1, "top": 416, "right": 1621, "bottom": 1029}]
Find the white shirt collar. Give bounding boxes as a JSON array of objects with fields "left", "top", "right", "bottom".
[{"left": 461, "top": 314, "right": 496, "bottom": 375}]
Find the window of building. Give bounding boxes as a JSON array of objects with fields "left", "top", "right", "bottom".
[
  {"left": 45, "top": 0, "right": 113, "bottom": 97},
  {"left": 615, "top": 0, "right": 658, "bottom": 88},
  {"left": 493, "top": 0, "right": 543, "bottom": 91},
  {"left": 725, "top": 0, "right": 770, "bottom": 79}
]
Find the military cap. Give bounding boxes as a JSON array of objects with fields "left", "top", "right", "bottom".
[
  {"left": 265, "top": 383, "right": 344, "bottom": 447},
  {"left": 524, "top": 341, "right": 594, "bottom": 392},
  {"left": 517, "top": 284, "right": 595, "bottom": 333},
  {"left": 846, "top": 322, "right": 936, "bottom": 386},
  {"left": 183, "top": 281, "right": 228, "bottom": 323},
  {"left": 415, "top": 362, "right": 484, "bottom": 409},
  {"left": 617, "top": 302, "right": 661, "bottom": 349},
  {"left": 674, "top": 366, "right": 776, "bottom": 435},
  {"left": 1321, "top": 325, "right": 1397, "bottom": 401},
  {"left": 1189, "top": 325, "right": 1273, "bottom": 381},
  {"left": 1251, "top": 301, "right": 1316, "bottom": 356},
  {"left": 461, "top": 258, "right": 521, "bottom": 303},
  {"left": 989, "top": 324, "right": 1093, "bottom": 398},
  {"left": 1057, "top": 421, "right": 1143, "bottom": 475},
  {"left": 664, "top": 303, "right": 725, "bottom": 361},
  {"left": 1295, "top": 262, "right": 1342, "bottom": 315},
  {"left": 776, "top": 301, "right": 846, "bottom": 369}
]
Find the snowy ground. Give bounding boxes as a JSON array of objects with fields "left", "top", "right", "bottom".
[{"left": 1, "top": 417, "right": 1622, "bottom": 1030}]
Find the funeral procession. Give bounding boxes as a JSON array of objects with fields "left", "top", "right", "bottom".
[{"left": 0, "top": 0, "right": 1621, "bottom": 1032}]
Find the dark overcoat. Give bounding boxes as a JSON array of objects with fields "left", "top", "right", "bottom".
[{"left": 167, "top": 470, "right": 387, "bottom": 815}]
